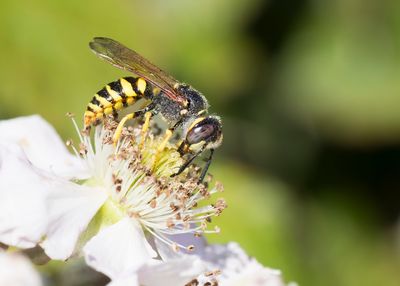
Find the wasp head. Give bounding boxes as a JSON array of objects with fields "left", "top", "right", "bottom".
[{"left": 182, "top": 115, "right": 223, "bottom": 153}]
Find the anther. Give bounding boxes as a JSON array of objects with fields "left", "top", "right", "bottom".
[
  {"left": 166, "top": 219, "right": 175, "bottom": 228},
  {"left": 149, "top": 199, "right": 157, "bottom": 208},
  {"left": 184, "top": 279, "right": 199, "bottom": 286},
  {"left": 215, "top": 181, "right": 224, "bottom": 192}
]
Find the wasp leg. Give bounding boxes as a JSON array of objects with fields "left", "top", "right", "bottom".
[
  {"left": 112, "top": 110, "right": 119, "bottom": 120},
  {"left": 198, "top": 149, "right": 215, "bottom": 184},
  {"left": 139, "top": 111, "right": 153, "bottom": 149},
  {"left": 112, "top": 103, "right": 155, "bottom": 145},
  {"left": 177, "top": 140, "right": 186, "bottom": 156},
  {"left": 171, "top": 145, "right": 206, "bottom": 178},
  {"left": 171, "top": 153, "right": 200, "bottom": 178},
  {"left": 112, "top": 113, "right": 136, "bottom": 145}
]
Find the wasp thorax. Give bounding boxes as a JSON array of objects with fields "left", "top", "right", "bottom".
[{"left": 177, "top": 84, "right": 209, "bottom": 116}]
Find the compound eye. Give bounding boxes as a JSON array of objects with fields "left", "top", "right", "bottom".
[{"left": 187, "top": 123, "right": 215, "bottom": 145}]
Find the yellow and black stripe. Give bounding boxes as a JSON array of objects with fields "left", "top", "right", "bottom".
[{"left": 84, "top": 76, "right": 152, "bottom": 128}]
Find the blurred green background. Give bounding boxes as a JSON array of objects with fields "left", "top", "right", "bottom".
[{"left": 1, "top": 0, "right": 400, "bottom": 285}]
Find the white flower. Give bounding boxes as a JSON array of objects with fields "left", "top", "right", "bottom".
[
  {"left": 147, "top": 237, "right": 290, "bottom": 286},
  {"left": 0, "top": 250, "right": 43, "bottom": 286},
  {"left": 0, "top": 115, "right": 225, "bottom": 284}
]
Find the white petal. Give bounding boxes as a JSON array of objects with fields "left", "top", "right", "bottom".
[
  {"left": 0, "top": 115, "right": 88, "bottom": 179},
  {"left": 106, "top": 275, "right": 139, "bottom": 286},
  {"left": 154, "top": 230, "right": 207, "bottom": 260},
  {"left": 40, "top": 183, "right": 107, "bottom": 260},
  {"left": 197, "top": 242, "right": 287, "bottom": 286},
  {"left": 197, "top": 242, "right": 250, "bottom": 271},
  {"left": 0, "top": 143, "right": 49, "bottom": 248},
  {"left": 138, "top": 256, "right": 206, "bottom": 286},
  {"left": 83, "top": 218, "right": 157, "bottom": 280},
  {"left": 0, "top": 251, "right": 43, "bottom": 286},
  {"left": 223, "top": 261, "right": 286, "bottom": 286}
]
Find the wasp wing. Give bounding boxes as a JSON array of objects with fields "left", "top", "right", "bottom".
[{"left": 89, "top": 37, "right": 186, "bottom": 104}]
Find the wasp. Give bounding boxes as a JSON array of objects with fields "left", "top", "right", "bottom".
[{"left": 85, "top": 37, "right": 223, "bottom": 182}]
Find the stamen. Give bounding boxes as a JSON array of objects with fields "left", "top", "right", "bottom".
[
  {"left": 67, "top": 113, "right": 83, "bottom": 143},
  {"left": 65, "top": 139, "right": 81, "bottom": 158}
]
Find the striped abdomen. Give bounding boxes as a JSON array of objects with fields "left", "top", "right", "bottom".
[{"left": 84, "top": 76, "right": 152, "bottom": 128}]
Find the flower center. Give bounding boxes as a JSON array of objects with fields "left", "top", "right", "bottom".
[{"left": 70, "top": 117, "right": 226, "bottom": 251}]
